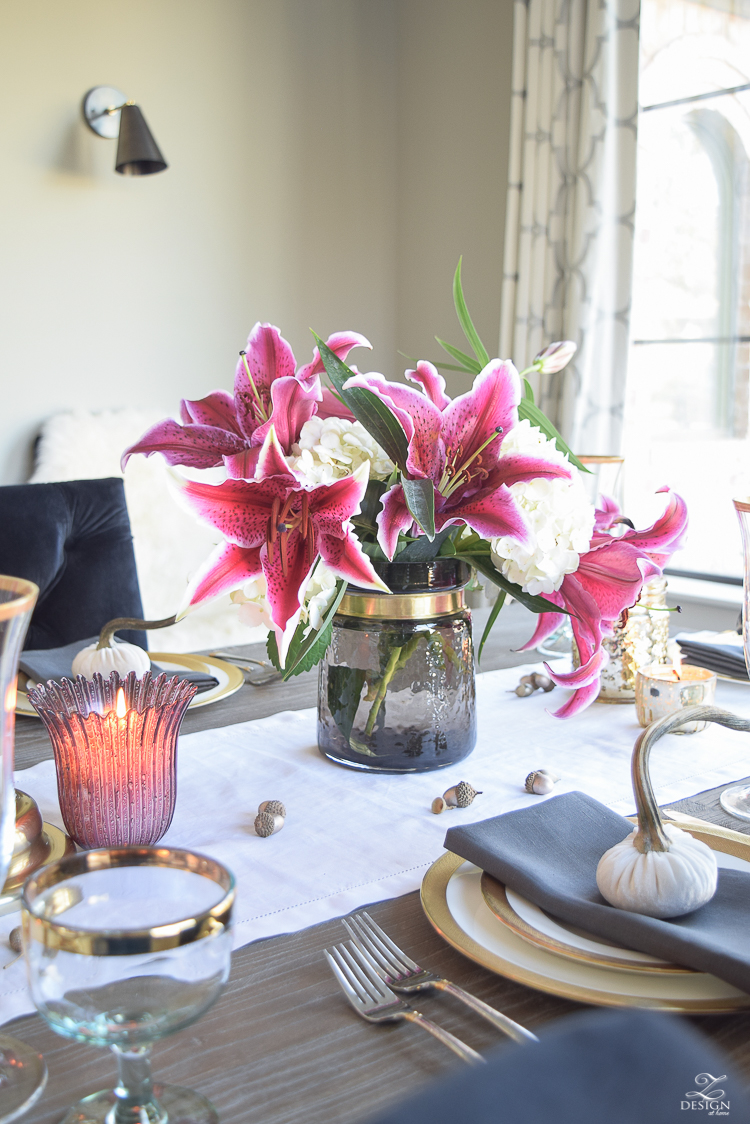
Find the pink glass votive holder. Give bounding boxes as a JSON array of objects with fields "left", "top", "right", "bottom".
[{"left": 27, "top": 672, "right": 196, "bottom": 848}]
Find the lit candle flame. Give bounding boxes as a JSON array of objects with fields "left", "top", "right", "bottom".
[
  {"left": 115, "top": 688, "right": 127, "bottom": 719},
  {"left": 4, "top": 680, "right": 17, "bottom": 714}
]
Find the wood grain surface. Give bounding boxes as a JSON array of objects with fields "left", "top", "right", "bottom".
[{"left": 8, "top": 602, "right": 750, "bottom": 1123}]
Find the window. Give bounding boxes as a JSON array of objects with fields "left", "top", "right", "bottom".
[{"left": 624, "top": 0, "right": 750, "bottom": 580}]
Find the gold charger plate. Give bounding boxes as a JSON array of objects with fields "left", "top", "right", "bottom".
[
  {"left": 421, "top": 825, "right": 750, "bottom": 1013},
  {"left": 15, "top": 652, "right": 244, "bottom": 717},
  {"left": 0, "top": 824, "right": 74, "bottom": 916}
]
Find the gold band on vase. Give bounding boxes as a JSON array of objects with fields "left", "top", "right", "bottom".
[
  {"left": 22, "top": 846, "right": 235, "bottom": 956},
  {"left": 337, "top": 588, "right": 465, "bottom": 621}
]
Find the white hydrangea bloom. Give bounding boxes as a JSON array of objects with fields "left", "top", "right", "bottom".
[
  {"left": 302, "top": 562, "right": 339, "bottom": 630},
  {"left": 289, "top": 415, "right": 394, "bottom": 485},
  {"left": 230, "top": 563, "right": 340, "bottom": 635},
  {"left": 490, "top": 420, "right": 595, "bottom": 596},
  {"left": 230, "top": 577, "right": 273, "bottom": 630}
]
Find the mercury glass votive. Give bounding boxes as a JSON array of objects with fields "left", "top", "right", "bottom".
[
  {"left": 27, "top": 672, "right": 196, "bottom": 849},
  {"left": 635, "top": 662, "right": 717, "bottom": 733}
]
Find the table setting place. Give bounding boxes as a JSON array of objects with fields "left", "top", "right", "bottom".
[{"left": 6, "top": 303, "right": 750, "bottom": 1124}]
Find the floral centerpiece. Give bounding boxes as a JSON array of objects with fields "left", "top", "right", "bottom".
[{"left": 123, "top": 263, "right": 687, "bottom": 763}]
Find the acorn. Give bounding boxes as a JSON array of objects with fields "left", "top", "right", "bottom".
[
  {"left": 3, "top": 927, "right": 22, "bottom": 970},
  {"left": 255, "top": 811, "right": 284, "bottom": 837},
  {"left": 443, "top": 781, "right": 482, "bottom": 808},
  {"left": 524, "top": 769, "right": 560, "bottom": 795},
  {"left": 259, "top": 800, "right": 286, "bottom": 817},
  {"left": 520, "top": 674, "right": 537, "bottom": 686},
  {"left": 531, "top": 672, "right": 555, "bottom": 693},
  {"left": 515, "top": 681, "right": 535, "bottom": 697},
  {"left": 431, "top": 797, "right": 448, "bottom": 814}
]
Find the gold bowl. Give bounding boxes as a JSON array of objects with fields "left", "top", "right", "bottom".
[{"left": 0, "top": 791, "right": 74, "bottom": 914}]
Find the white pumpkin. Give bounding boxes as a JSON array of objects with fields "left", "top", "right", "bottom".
[
  {"left": 596, "top": 823, "right": 718, "bottom": 919},
  {"left": 72, "top": 638, "right": 151, "bottom": 680}
]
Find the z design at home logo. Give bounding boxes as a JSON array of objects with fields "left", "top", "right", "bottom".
[{"left": 682, "top": 1073, "right": 730, "bottom": 1114}]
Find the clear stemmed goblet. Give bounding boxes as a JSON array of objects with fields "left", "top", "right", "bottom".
[
  {"left": 720, "top": 500, "right": 750, "bottom": 820},
  {"left": 0, "top": 574, "right": 48, "bottom": 1123},
  {"left": 22, "top": 847, "right": 235, "bottom": 1124}
]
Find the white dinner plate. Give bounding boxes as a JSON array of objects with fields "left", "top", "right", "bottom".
[{"left": 15, "top": 652, "right": 244, "bottom": 716}]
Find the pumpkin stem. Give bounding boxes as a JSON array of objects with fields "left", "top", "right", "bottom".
[
  {"left": 97, "top": 615, "right": 177, "bottom": 650},
  {"left": 632, "top": 704, "right": 750, "bottom": 853}
]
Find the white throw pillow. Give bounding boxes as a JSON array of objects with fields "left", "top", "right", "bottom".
[{"left": 30, "top": 408, "right": 265, "bottom": 653}]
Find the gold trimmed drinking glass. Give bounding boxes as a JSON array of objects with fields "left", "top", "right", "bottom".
[
  {"left": 0, "top": 575, "right": 48, "bottom": 1123},
  {"left": 22, "top": 847, "right": 235, "bottom": 1124}
]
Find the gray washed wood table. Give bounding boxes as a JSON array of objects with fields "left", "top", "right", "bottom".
[{"left": 8, "top": 603, "right": 750, "bottom": 1123}]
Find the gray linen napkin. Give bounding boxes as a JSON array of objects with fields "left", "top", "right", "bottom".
[
  {"left": 675, "top": 631, "right": 747, "bottom": 679},
  {"left": 19, "top": 637, "right": 218, "bottom": 694},
  {"left": 445, "top": 791, "right": 750, "bottom": 993},
  {"left": 677, "top": 642, "right": 747, "bottom": 679}
]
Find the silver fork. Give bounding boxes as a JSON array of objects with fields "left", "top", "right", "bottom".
[
  {"left": 343, "top": 911, "right": 538, "bottom": 1046},
  {"left": 208, "top": 653, "right": 281, "bottom": 685},
  {"left": 325, "top": 941, "right": 485, "bottom": 1065}
]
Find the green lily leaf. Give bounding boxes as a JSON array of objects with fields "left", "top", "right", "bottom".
[
  {"left": 396, "top": 526, "right": 454, "bottom": 562},
  {"left": 352, "top": 479, "right": 387, "bottom": 536},
  {"left": 266, "top": 579, "right": 347, "bottom": 680},
  {"left": 517, "top": 398, "right": 590, "bottom": 474},
  {"left": 314, "top": 334, "right": 410, "bottom": 473},
  {"left": 523, "top": 378, "right": 535, "bottom": 403},
  {"left": 435, "top": 337, "right": 482, "bottom": 375},
  {"left": 431, "top": 361, "right": 477, "bottom": 373},
  {"left": 402, "top": 477, "right": 435, "bottom": 540},
  {"left": 453, "top": 547, "right": 568, "bottom": 616},
  {"left": 453, "top": 257, "right": 490, "bottom": 368},
  {"left": 327, "top": 665, "right": 366, "bottom": 743},
  {"left": 478, "top": 587, "right": 506, "bottom": 666}
]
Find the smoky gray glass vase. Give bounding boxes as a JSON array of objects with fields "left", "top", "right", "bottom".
[{"left": 317, "top": 559, "right": 477, "bottom": 773}]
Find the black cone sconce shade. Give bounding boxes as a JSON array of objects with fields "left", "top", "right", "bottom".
[
  {"left": 82, "top": 86, "right": 168, "bottom": 176},
  {"left": 115, "top": 105, "right": 167, "bottom": 175}
]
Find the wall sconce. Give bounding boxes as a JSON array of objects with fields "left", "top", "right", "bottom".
[{"left": 82, "top": 86, "right": 168, "bottom": 176}]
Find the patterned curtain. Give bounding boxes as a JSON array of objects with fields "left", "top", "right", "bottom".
[{"left": 500, "top": 0, "right": 640, "bottom": 455}]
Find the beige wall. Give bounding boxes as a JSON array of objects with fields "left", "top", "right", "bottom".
[
  {"left": 395, "top": 0, "right": 513, "bottom": 396},
  {"left": 0, "top": 0, "right": 513, "bottom": 484}
]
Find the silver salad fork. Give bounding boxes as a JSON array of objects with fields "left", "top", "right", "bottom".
[
  {"left": 343, "top": 911, "right": 538, "bottom": 1045},
  {"left": 324, "top": 941, "right": 485, "bottom": 1064}
]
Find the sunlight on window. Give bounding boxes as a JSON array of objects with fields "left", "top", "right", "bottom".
[{"left": 624, "top": 0, "right": 750, "bottom": 578}]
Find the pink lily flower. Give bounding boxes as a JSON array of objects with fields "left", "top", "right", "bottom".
[
  {"left": 519, "top": 488, "right": 688, "bottom": 718},
  {"left": 175, "top": 427, "right": 387, "bottom": 665},
  {"left": 593, "top": 494, "right": 621, "bottom": 532},
  {"left": 122, "top": 324, "right": 371, "bottom": 477},
  {"left": 343, "top": 360, "right": 573, "bottom": 558}
]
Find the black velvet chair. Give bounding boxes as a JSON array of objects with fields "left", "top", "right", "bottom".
[
  {"left": 366, "top": 1008, "right": 750, "bottom": 1124},
  {"left": 0, "top": 478, "right": 146, "bottom": 650}
]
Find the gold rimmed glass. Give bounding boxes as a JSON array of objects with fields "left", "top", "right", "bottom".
[
  {"left": 577, "top": 455, "right": 625, "bottom": 509},
  {"left": 0, "top": 575, "right": 48, "bottom": 1123},
  {"left": 22, "top": 846, "right": 235, "bottom": 1124},
  {"left": 720, "top": 500, "right": 750, "bottom": 821}
]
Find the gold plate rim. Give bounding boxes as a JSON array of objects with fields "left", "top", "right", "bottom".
[
  {"left": 480, "top": 875, "right": 694, "bottom": 975},
  {"left": 420, "top": 840, "right": 750, "bottom": 1013},
  {"left": 0, "top": 822, "right": 75, "bottom": 912},
  {"left": 15, "top": 652, "right": 245, "bottom": 717},
  {"left": 148, "top": 652, "right": 244, "bottom": 709}
]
